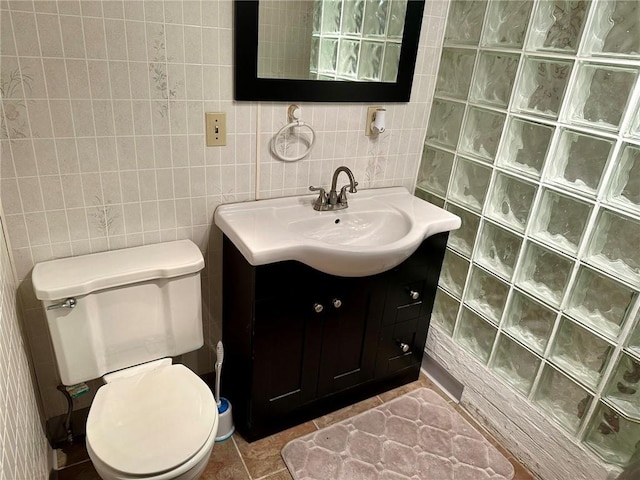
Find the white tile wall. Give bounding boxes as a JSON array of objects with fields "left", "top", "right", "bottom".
[
  {"left": 0, "top": 0, "right": 448, "bottom": 420},
  {"left": 0, "top": 213, "right": 50, "bottom": 480}
]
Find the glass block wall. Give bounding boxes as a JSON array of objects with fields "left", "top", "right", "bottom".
[
  {"left": 416, "top": 0, "right": 640, "bottom": 467},
  {"left": 310, "top": 0, "right": 407, "bottom": 81}
]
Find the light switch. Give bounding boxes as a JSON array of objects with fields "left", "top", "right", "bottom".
[{"left": 206, "top": 112, "right": 226, "bottom": 146}]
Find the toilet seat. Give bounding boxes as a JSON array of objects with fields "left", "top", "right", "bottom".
[{"left": 86, "top": 364, "right": 217, "bottom": 477}]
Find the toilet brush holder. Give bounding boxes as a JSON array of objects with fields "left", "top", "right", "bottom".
[{"left": 215, "top": 398, "right": 234, "bottom": 442}]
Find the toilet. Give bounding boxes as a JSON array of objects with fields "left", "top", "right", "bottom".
[{"left": 32, "top": 240, "right": 218, "bottom": 480}]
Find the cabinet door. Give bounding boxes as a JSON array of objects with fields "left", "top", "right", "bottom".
[
  {"left": 316, "top": 277, "right": 382, "bottom": 396},
  {"left": 252, "top": 295, "right": 322, "bottom": 419}
]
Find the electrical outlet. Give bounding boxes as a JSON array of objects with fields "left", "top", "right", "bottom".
[
  {"left": 365, "top": 106, "right": 381, "bottom": 136},
  {"left": 205, "top": 112, "right": 226, "bottom": 146}
]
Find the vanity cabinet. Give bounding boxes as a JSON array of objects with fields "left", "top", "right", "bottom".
[{"left": 222, "top": 232, "right": 449, "bottom": 441}]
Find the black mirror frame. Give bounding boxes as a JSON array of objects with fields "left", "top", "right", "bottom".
[{"left": 234, "top": 0, "right": 426, "bottom": 102}]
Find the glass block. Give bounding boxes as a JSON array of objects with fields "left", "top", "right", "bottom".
[
  {"left": 545, "top": 129, "right": 614, "bottom": 197},
  {"left": 322, "top": 0, "right": 343, "bottom": 34},
  {"left": 485, "top": 173, "right": 536, "bottom": 233},
  {"left": 381, "top": 42, "right": 400, "bottom": 82},
  {"left": 337, "top": 39, "right": 360, "bottom": 78},
  {"left": 319, "top": 38, "right": 338, "bottom": 73},
  {"left": 357, "top": 41, "right": 384, "bottom": 80},
  {"left": 415, "top": 188, "right": 445, "bottom": 208},
  {"left": 567, "top": 63, "right": 638, "bottom": 131},
  {"left": 470, "top": 52, "right": 520, "bottom": 108},
  {"left": 491, "top": 334, "right": 541, "bottom": 395},
  {"left": 431, "top": 287, "right": 460, "bottom": 335},
  {"left": 313, "top": 0, "right": 322, "bottom": 33},
  {"left": 439, "top": 248, "right": 469, "bottom": 298},
  {"left": 566, "top": 266, "right": 636, "bottom": 339},
  {"left": 475, "top": 221, "right": 523, "bottom": 280},
  {"left": 310, "top": 37, "right": 320, "bottom": 72},
  {"left": 417, "top": 147, "right": 454, "bottom": 197},
  {"left": 482, "top": 0, "right": 533, "bottom": 48},
  {"left": 586, "top": 209, "right": 640, "bottom": 287},
  {"left": 459, "top": 107, "right": 506, "bottom": 162},
  {"left": 606, "top": 144, "right": 640, "bottom": 215},
  {"left": 445, "top": 203, "right": 480, "bottom": 257},
  {"left": 387, "top": 0, "right": 407, "bottom": 38},
  {"left": 584, "top": 402, "right": 640, "bottom": 466},
  {"left": 604, "top": 353, "right": 640, "bottom": 419},
  {"left": 550, "top": 317, "right": 614, "bottom": 388},
  {"left": 447, "top": 157, "right": 492, "bottom": 212},
  {"left": 425, "top": 99, "right": 465, "bottom": 149},
  {"left": 497, "top": 118, "right": 554, "bottom": 179},
  {"left": 342, "top": 0, "right": 365, "bottom": 35},
  {"left": 584, "top": 1, "right": 640, "bottom": 58},
  {"left": 363, "top": 0, "right": 389, "bottom": 37},
  {"left": 534, "top": 364, "right": 593, "bottom": 434},
  {"left": 530, "top": 189, "right": 592, "bottom": 255},
  {"left": 435, "top": 48, "right": 476, "bottom": 101},
  {"left": 527, "top": 0, "right": 589, "bottom": 53},
  {"left": 454, "top": 307, "right": 498, "bottom": 363},
  {"left": 464, "top": 267, "right": 509, "bottom": 324},
  {"left": 516, "top": 242, "right": 573, "bottom": 308},
  {"left": 503, "top": 290, "right": 557, "bottom": 354},
  {"left": 512, "top": 57, "right": 572, "bottom": 119},
  {"left": 444, "top": 0, "right": 487, "bottom": 45}
]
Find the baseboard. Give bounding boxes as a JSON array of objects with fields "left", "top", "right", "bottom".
[{"left": 421, "top": 351, "right": 464, "bottom": 403}]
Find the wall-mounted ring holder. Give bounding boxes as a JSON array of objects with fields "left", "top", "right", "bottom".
[{"left": 271, "top": 104, "right": 316, "bottom": 162}]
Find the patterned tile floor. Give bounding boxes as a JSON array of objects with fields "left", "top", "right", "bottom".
[{"left": 55, "top": 374, "right": 534, "bottom": 480}]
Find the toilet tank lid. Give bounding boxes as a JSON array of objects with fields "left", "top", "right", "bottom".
[{"left": 32, "top": 240, "right": 205, "bottom": 301}]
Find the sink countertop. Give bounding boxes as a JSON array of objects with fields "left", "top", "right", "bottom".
[{"left": 214, "top": 186, "right": 461, "bottom": 277}]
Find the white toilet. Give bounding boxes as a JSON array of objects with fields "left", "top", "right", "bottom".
[{"left": 32, "top": 240, "right": 219, "bottom": 480}]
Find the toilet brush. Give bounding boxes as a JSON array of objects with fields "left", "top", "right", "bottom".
[
  {"left": 215, "top": 341, "right": 223, "bottom": 406},
  {"left": 214, "top": 341, "right": 234, "bottom": 441}
]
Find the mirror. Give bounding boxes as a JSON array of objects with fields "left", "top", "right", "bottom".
[{"left": 235, "top": 0, "right": 426, "bottom": 102}]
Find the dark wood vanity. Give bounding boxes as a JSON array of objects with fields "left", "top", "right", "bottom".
[{"left": 221, "top": 232, "right": 448, "bottom": 441}]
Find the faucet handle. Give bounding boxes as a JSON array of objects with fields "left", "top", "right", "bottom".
[
  {"left": 338, "top": 185, "right": 352, "bottom": 204},
  {"left": 309, "top": 185, "right": 328, "bottom": 209}
]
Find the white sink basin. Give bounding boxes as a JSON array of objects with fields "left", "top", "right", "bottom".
[
  {"left": 214, "top": 187, "right": 461, "bottom": 277},
  {"left": 280, "top": 208, "right": 411, "bottom": 247}
]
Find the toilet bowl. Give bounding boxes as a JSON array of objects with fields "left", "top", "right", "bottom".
[{"left": 85, "top": 360, "right": 218, "bottom": 480}]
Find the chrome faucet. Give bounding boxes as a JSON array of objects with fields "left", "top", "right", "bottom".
[{"left": 309, "top": 166, "right": 358, "bottom": 211}]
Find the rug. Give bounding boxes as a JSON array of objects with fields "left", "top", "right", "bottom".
[{"left": 281, "top": 388, "right": 515, "bottom": 480}]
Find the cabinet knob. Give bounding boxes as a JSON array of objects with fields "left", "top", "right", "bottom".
[
  {"left": 332, "top": 298, "right": 342, "bottom": 308},
  {"left": 409, "top": 290, "right": 420, "bottom": 300},
  {"left": 313, "top": 303, "right": 324, "bottom": 313},
  {"left": 398, "top": 342, "right": 410, "bottom": 353}
]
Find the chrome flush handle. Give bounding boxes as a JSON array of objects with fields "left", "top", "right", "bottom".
[{"left": 47, "top": 298, "right": 77, "bottom": 310}]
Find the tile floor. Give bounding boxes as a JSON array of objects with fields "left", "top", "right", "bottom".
[{"left": 55, "top": 374, "right": 534, "bottom": 480}]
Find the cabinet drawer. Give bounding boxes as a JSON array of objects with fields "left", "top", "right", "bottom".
[
  {"left": 375, "top": 317, "right": 429, "bottom": 376},
  {"left": 383, "top": 280, "right": 426, "bottom": 325}
]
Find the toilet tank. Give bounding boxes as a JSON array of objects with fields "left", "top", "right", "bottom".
[{"left": 32, "top": 240, "right": 205, "bottom": 386}]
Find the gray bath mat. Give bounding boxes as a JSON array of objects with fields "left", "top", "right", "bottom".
[{"left": 281, "top": 388, "right": 514, "bottom": 480}]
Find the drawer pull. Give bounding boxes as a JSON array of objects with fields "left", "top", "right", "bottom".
[
  {"left": 398, "top": 341, "right": 410, "bottom": 353},
  {"left": 313, "top": 303, "right": 324, "bottom": 313},
  {"left": 332, "top": 298, "right": 342, "bottom": 308},
  {"left": 408, "top": 290, "right": 420, "bottom": 300}
]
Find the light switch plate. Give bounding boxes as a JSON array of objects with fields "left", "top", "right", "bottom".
[{"left": 206, "top": 112, "right": 226, "bottom": 146}]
